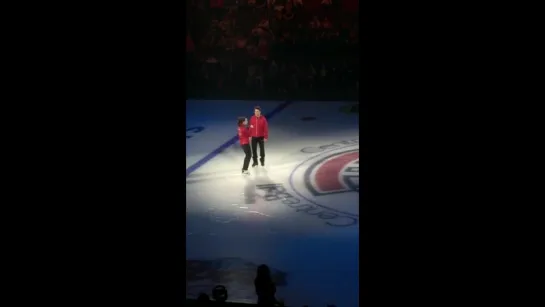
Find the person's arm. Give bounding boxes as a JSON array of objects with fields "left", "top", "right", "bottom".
[{"left": 263, "top": 117, "right": 269, "bottom": 140}]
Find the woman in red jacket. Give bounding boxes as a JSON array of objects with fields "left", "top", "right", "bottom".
[{"left": 238, "top": 117, "right": 252, "bottom": 175}]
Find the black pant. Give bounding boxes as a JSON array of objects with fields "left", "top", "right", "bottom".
[
  {"left": 241, "top": 144, "right": 252, "bottom": 171},
  {"left": 251, "top": 136, "right": 265, "bottom": 165}
]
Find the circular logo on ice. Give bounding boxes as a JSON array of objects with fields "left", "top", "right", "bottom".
[{"left": 289, "top": 144, "right": 359, "bottom": 217}]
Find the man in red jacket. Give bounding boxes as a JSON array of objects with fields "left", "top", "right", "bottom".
[
  {"left": 238, "top": 117, "right": 252, "bottom": 174},
  {"left": 249, "top": 106, "right": 268, "bottom": 167}
]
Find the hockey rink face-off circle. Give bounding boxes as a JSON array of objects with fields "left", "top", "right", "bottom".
[
  {"left": 256, "top": 139, "right": 360, "bottom": 228},
  {"left": 290, "top": 141, "right": 359, "bottom": 218}
]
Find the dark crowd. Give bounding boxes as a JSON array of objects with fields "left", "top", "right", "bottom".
[{"left": 186, "top": 0, "right": 359, "bottom": 100}]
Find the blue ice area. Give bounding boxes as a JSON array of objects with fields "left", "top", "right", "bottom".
[
  {"left": 186, "top": 221, "right": 359, "bottom": 307},
  {"left": 186, "top": 100, "right": 289, "bottom": 176},
  {"left": 186, "top": 100, "right": 287, "bottom": 132},
  {"left": 185, "top": 100, "right": 359, "bottom": 306}
]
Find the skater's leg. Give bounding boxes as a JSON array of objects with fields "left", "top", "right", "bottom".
[
  {"left": 258, "top": 137, "right": 265, "bottom": 166},
  {"left": 242, "top": 144, "right": 252, "bottom": 171},
  {"left": 251, "top": 137, "right": 259, "bottom": 166}
]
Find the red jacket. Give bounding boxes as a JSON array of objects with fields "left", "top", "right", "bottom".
[
  {"left": 249, "top": 115, "right": 268, "bottom": 139},
  {"left": 238, "top": 124, "right": 250, "bottom": 145}
]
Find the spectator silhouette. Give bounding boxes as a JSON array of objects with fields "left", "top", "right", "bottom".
[
  {"left": 197, "top": 293, "right": 211, "bottom": 306},
  {"left": 254, "top": 264, "right": 277, "bottom": 306}
]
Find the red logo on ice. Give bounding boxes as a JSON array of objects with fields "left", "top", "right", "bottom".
[{"left": 304, "top": 150, "right": 360, "bottom": 196}]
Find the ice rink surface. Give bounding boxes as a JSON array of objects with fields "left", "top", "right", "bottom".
[{"left": 186, "top": 100, "right": 359, "bottom": 307}]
